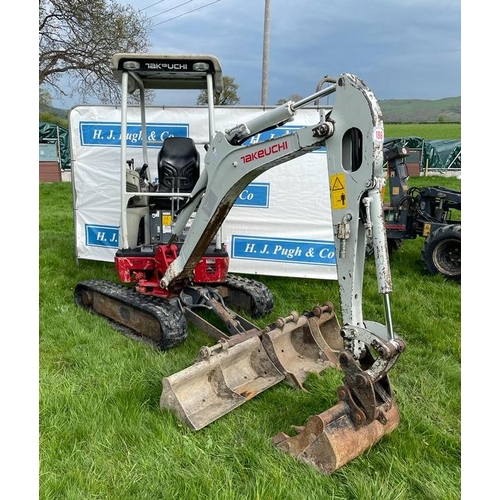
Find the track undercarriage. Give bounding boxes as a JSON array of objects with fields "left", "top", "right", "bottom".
[{"left": 75, "top": 272, "right": 275, "bottom": 350}]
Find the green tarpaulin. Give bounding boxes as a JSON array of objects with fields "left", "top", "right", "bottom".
[
  {"left": 385, "top": 136, "right": 461, "bottom": 171},
  {"left": 39, "top": 122, "right": 71, "bottom": 170}
]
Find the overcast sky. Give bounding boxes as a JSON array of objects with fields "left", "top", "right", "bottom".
[{"left": 53, "top": 0, "right": 461, "bottom": 108}]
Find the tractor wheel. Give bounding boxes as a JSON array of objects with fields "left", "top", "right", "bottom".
[{"left": 422, "top": 225, "right": 461, "bottom": 281}]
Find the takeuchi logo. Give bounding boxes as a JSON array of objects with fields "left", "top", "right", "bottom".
[
  {"left": 240, "top": 140, "right": 289, "bottom": 164},
  {"left": 145, "top": 63, "right": 188, "bottom": 70}
]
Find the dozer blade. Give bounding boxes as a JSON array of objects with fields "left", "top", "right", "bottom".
[
  {"left": 261, "top": 303, "right": 344, "bottom": 389},
  {"left": 160, "top": 335, "right": 285, "bottom": 430},
  {"left": 272, "top": 399, "right": 400, "bottom": 474}
]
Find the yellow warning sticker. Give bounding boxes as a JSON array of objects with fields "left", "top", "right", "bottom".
[
  {"left": 162, "top": 214, "right": 172, "bottom": 225},
  {"left": 329, "top": 174, "right": 347, "bottom": 209}
]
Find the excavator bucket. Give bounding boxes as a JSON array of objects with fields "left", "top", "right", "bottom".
[
  {"left": 272, "top": 399, "right": 400, "bottom": 474},
  {"left": 160, "top": 335, "right": 285, "bottom": 430},
  {"left": 261, "top": 303, "right": 343, "bottom": 388},
  {"left": 272, "top": 349, "right": 403, "bottom": 474},
  {"left": 160, "top": 303, "right": 345, "bottom": 430}
]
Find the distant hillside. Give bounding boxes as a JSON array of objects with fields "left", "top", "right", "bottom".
[
  {"left": 48, "top": 106, "right": 68, "bottom": 119},
  {"left": 43, "top": 96, "right": 461, "bottom": 125},
  {"left": 379, "top": 96, "right": 460, "bottom": 123}
]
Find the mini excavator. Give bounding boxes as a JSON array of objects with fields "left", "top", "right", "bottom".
[{"left": 74, "top": 53, "right": 406, "bottom": 474}]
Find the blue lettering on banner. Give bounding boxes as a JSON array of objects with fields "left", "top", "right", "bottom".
[
  {"left": 79, "top": 122, "right": 189, "bottom": 147},
  {"left": 86, "top": 224, "right": 120, "bottom": 248},
  {"left": 234, "top": 183, "right": 269, "bottom": 207},
  {"left": 231, "top": 235, "right": 336, "bottom": 265},
  {"left": 243, "top": 125, "right": 325, "bottom": 153}
]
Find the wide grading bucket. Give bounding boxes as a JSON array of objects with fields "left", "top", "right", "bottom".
[
  {"left": 160, "top": 335, "right": 285, "bottom": 430},
  {"left": 160, "top": 303, "right": 344, "bottom": 430}
]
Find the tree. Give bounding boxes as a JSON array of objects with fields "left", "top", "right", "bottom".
[
  {"left": 40, "top": 111, "right": 68, "bottom": 129},
  {"left": 39, "top": 0, "right": 152, "bottom": 106},
  {"left": 276, "top": 94, "right": 304, "bottom": 105},
  {"left": 39, "top": 86, "right": 69, "bottom": 127},
  {"left": 197, "top": 76, "right": 241, "bottom": 105},
  {"left": 39, "top": 87, "right": 52, "bottom": 112}
]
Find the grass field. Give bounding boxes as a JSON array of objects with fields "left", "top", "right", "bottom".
[
  {"left": 38, "top": 158, "right": 461, "bottom": 500},
  {"left": 384, "top": 123, "right": 460, "bottom": 140}
]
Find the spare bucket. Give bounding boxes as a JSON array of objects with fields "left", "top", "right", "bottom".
[
  {"left": 160, "top": 303, "right": 346, "bottom": 431},
  {"left": 160, "top": 335, "right": 284, "bottom": 430},
  {"left": 261, "top": 303, "right": 344, "bottom": 388}
]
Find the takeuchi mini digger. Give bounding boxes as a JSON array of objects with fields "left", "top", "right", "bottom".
[{"left": 74, "top": 53, "right": 406, "bottom": 474}]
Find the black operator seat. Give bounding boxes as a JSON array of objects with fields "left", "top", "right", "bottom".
[{"left": 156, "top": 137, "right": 200, "bottom": 211}]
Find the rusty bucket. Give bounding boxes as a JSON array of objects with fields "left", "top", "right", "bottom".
[
  {"left": 272, "top": 350, "right": 402, "bottom": 475},
  {"left": 272, "top": 398, "right": 400, "bottom": 474}
]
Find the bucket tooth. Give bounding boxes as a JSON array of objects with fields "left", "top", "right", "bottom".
[
  {"left": 261, "top": 306, "right": 343, "bottom": 389},
  {"left": 273, "top": 400, "right": 400, "bottom": 474},
  {"left": 160, "top": 335, "right": 284, "bottom": 430}
]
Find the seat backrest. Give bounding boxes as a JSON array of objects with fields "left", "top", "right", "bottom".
[{"left": 156, "top": 137, "right": 200, "bottom": 210}]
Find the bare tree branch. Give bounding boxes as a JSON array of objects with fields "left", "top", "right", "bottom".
[{"left": 39, "top": 0, "right": 153, "bottom": 105}]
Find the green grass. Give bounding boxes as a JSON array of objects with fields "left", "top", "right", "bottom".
[
  {"left": 385, "top": 123, "right": 460, "bottom": 140},
  {"left": 39, "top": 172, "right": 460, "bottom": 500}
]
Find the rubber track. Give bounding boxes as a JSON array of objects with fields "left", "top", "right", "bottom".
[
  {"left": 75, "top": 279, "right": 188, "bottom": 350},
  {"left": 224, "top": 274, "right": 274, "bottom": 318}
]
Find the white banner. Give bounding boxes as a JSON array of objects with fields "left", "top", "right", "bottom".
[{"left": 69, "top": 105, "right": 337, "bottom": 279}]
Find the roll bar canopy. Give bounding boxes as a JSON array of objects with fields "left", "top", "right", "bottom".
[{"left": 111, "top": 53, "right": 223, "bottom": 94}]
